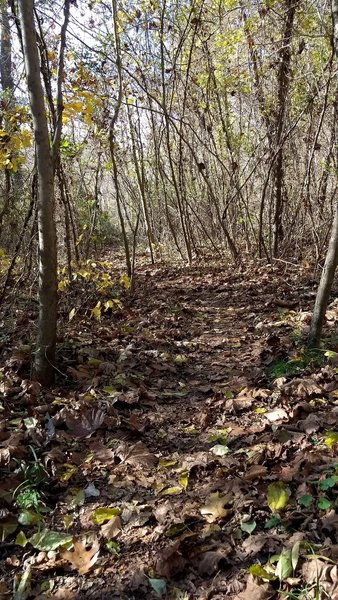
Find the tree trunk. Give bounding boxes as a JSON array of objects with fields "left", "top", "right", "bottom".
[
  {"left": 307, "top": 0, "right": 338, "bottom": 347},
  {"left": 18, "top": 0, "right": 57, "bottom": 385},
  {"left": 1, "top": 2, "right": 14, "bottom": 92}
]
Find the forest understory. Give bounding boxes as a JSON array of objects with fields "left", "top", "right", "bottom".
[{"left": 1, "top": 257, "right": 338, "bottom": 600}]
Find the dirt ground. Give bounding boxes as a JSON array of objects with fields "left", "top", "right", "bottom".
[{"left": 1, "top": 258, "right": 338, "bottom": 599}]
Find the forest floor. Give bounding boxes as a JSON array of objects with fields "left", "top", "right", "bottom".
[{"left": 1, "top": 257, "right": 338, "bottom": 600}]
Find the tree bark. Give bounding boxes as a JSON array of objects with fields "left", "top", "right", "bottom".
[
  {"left": 18, "top": 0, "right": 57, "bottom": 385},
  {"left": 308, "top": 0, "right": 338, "bottom": 347}
]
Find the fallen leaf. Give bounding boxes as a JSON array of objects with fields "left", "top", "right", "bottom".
[
  {"left": 197, "top": 547, "right": 231, "bottom": 576},
  {"left": 267, "top": 482, "right": 290, "bottom": 512},
  {"left": 265, "top": 408, "right": 288, "bottom": 422},
  {"left": 0, "top": 515, "right": 18, "bottom": 541},
  {"left": 91, "top": 507, "right": 120, "bottom": 525},
  {"left": 101, "top": 515, "right": 122, "bottom": 539},
  {"left": 61, "top": 536, "right": 100, "bottom": 575},
  {"left": 282, "top": 377, "right": 323, "bottom": 398},
  {"left": 118, "top": 441, "right": 158, "bottom": 468},
  {"left": 148, "top": 578, "right": 167, "bottom": 598},
  {"left": 29, "top": 530, "right": 73, "bottom": 551},
  {"left": 200, "top": 492, "right": 232, "bottom": 523},
  {"left": 65, "top": 408, "right": 105, "bottom": 438},
  {"left": 234, "top": 574, "right": 275, "bottom": 599},
  {"left": 13, "top": 567, "right": 31, "bottom": 600},
  {"left": 299, "top": 413, "right": 322, "bottom": 434},
  {"left": 155, "top": 540, "right": 187, "bottom": 578}
]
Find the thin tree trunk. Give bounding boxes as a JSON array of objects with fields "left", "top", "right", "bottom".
[
  {"left": 18, "top": 0, "right": 57, "bottom": 385},
  {"left": 308, "top": 0, "right": 338, "bottom": 347}
]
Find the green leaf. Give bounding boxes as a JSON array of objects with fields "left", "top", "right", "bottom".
[
  {"left": 164, "top": 523, "right": 186, "bottom": 537},
  {"left": 207, "top": 432, "right": 229, "bottom": 444},
  {"left": 317, "top": 496, "right": 331, "bottom": 510},
  {"left": 297, "top": 494, "right": 313, "bottom": 507},
  {"left": 240, "top": 520, "right": 256, "bottom": 534},
  {"left": 247, "top": 563, "right": 276, "bottom": 581},
  {"left": 275, "top": 549, "right": 292, "bottom": 581},
  {"left": 15, "top": 531, "right": 28, "bottom": 547},
  {"left": 210, "top": 444, "right": 230, "bottom": 456},
  {"left": 103, "top": 385, "right": 117, "bottom": 395},
  {"left": 18, "top": 510, "right": 42, "bottom": 526},
  {"left": 148, "top": 578, "right": 167, "bottom": 597},
  {"left": 106, "top": 540, "right": 120, "bottom": 555},
  {"left": 319, "top": 476, "right": 338, "bottom": 491},
  {"left": 16, "top": 488, "right": 41, "bottom": 510},
  {"left": 65, "top": 488, "right": 85, "bottom": 509},
  {"left": 267, "top": 482, "right": 290, "bottom": 512},
  {"left": 13, "top": 566, "right": 31, "bottom": 600},
  {"left": 23, "top": 417, "right": 38, "bottom": 429},
  {"left": 29, "top": 530, "right": 73, "bottom": 551},
  {"left": 91, "top": 507, "right": 121, "bottom": 525},
  {"left": 264, "top": 514, "right": 281, "bottom": 529}
]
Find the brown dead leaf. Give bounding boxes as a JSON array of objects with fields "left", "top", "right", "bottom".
[
  {"left": 197, "top": 546, "right": 231, "bottom": 576},
  {"left": 101, "top": 515, "right": 122, "bottom": 539},
  {"left": 124, "top": 413, "right": 146, "bottom": 432},
  {"left": 117, "top": 441, "right": 158, "bottom": 468},
  {"left": 321, "top": 509, "right": 338, "bottom": 536},
  {"left": 244, "top": 465, "right": 268, "bottom": 480},
  {"left": 87, "top": 442, "right": 115, "bottom": 464},
  {"left": 61, "top": 536, "right": 100, "bottom": 575},
  {"left": 0, "top": 448, "right": 10, "bottom": 467},
  {"left": 0, "top": 579, "right": 8, "bottom": 597},
  {"left": 65, "top": 408, "right": 105, "bottom": 438},
  {"left": 298, "top": 412, "right": 322, "bottom": 434},
  {"left": 0, "top": 432, "right": 25, "bottom": 459},
  {"left": 234, "top": 574, "right": 275, "bottom": 599},
  {"left": 200, "top": 492, "right": 232, "bottom": 523},
  {"left": 302, "top": 559, "right": 338, "bottom": 599},
  {"left": 51, "top": 589, "right": 77, "bottom": 600},
  {"left": 282, "top": 377, "right": 323, "bottom": 398},
  {"left": 265, "top": 407, "right": 288, "bottom": 422},
  {"left": 155, "top": 540, "right": 187, "bottom": 578}
]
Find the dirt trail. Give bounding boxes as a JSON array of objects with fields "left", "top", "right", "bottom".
[{"left": 3, "top": 260, "right": 338, "bottom": 600}]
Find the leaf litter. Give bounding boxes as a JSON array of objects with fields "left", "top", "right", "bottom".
[{"left": 1, "top": 259, "right": 338, "bottom": 598}]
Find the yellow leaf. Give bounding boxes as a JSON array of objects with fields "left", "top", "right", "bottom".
[
  {"left": 60, "top": 464, "right": 77, "bottom": 482},
  {"left": 58, "top": 279, "right": 69, "bottom": 292},
  {"left": 91, "top": 508, "right": 121, "bottom": 525},
  {"left": 91, "top": 302, "right": 101, "bottom": 320},
  {"left": 267, "top": 482, "right": 290, "bottom": 512},
  {"left": 179, "top": 471, "right": 189, "bottom": 490},
  {"left": 69, "top": 308, "right": 76, "bottom": 321},
  {"left": 120, "top": 274, "right": 131, "bottom": 289},
  {"left": 104, "top": 300, "right": 114, "bottom": 310},
  {"left": 323, "top": 430, "right": 338, "bottom": 450},
  {"left": 159, "top": 487, "right": 182, "bottom": 496},
  {"left": 159, "top": 458, "right": 177, "bottom": 468}
]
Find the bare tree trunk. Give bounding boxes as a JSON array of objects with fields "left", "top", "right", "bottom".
[
  {"left": 308, "top": 0, "right": 338, "bottom": 347},
  {"left": 1, "top": 1, "right": 14, "bottom": 92},
  {"left": 110, "top": 0, "right": 131, "bottom": 277},
  {"left": 18, "top": 0, "right": 57, "bottom": 385},
  {"left": 272, "top": 0, "right": 298, "bottom": 257}
]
